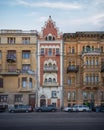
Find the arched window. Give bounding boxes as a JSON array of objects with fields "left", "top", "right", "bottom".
[
  {"left": 40, "top": 95, "right": 46, "bottom": 99},
  {"left": 44, "top": 78, "right": 47, "bottom": 83},
  {"left": 49, "top": 63, "right": 52, "bottom": 68},
  {"left": 48, "top": 78, "right": 52, "bottom": 83},
  {"left": 44, "top": 64, "right": 48, "bottom": 68},
  {"left": 45, "top": 35, "right": 55, "bottom": 41},
  {"left": 53, "top": 64, "right": 56, "bottom": 69},
  {"left": 53, "top": 78, "right": 56, "bottom": 83},
  {"left": 86, "top": 46, "right": 90, "bottom": 52},
  {"left": 49, "top": 36, "right": 52, "bottom": 41},
  {"left": 72, "top": 47, "right": 75, "bottom": 54}
]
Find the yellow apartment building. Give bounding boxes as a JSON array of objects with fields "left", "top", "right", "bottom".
[
  {"left": 0, "top": 30, "right": 38, "bottom": 108},
  {"left": 63, "top": 32, "right": 104, "bottom": 108}
]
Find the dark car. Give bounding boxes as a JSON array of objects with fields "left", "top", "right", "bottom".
[
  {"left": 0, "top": 105, "right": 6, "bottom": 112},
  {"left": 92, "top": 105, "right": 104, "bottom": 112},
  {"left": 35, "top": 105, "right": 57, "bottom": 112},
  {"left": 8, "top": 105, "right": 33, "bottom": 113}
]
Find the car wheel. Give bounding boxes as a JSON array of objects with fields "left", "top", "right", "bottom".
[{"left": 26, "top": 110, "right": 29, "bottom": 113}]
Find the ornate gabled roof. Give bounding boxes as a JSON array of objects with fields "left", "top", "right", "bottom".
[{"left": 39, "top": 16, "right": 62, "bottom": 39}]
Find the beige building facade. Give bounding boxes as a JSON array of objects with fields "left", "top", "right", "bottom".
[
  {"left": 63, "top": 32, "right": 104, "bottom": 108},
  {"left": 0, "top": 30, "right": 38, "bottom": 108}
]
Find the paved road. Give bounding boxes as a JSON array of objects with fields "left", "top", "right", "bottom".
[{"left": 0, "top": 112, "right": 104, "bottom": 130}]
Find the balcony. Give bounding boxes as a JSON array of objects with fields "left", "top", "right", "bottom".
[
  {"left": 43, "top": 82, "right": 59, "bottom": 87},
  {"left": 67, "top": 65, "right": 79, "bottom": 73},
  {"left": 83, "top": 82, "right": 100, "bottom": 89},
  {"left": 0, "top": 69, "right": 20, "bottom": 76},
  {"left": 82, "top": 48, "right": 101, "bottom": 57},
  {"left": 18, "top": 87, "right": 34, "bottom": 92},
  {"left": 7, "top": 54, "right": 16, "bottom": 63},
  {"left": 43, "top": 66, "right": 58, "bottom": 72}
]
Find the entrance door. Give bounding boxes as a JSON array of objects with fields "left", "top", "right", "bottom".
[
  {"left": 40, "top": 95, "right": 46, "bottom": 106},
  {"left": 29, "top": 94, "right": 35, "bottom": 108},
  {"left": 40, "top": 99, "right": 46, "bottom": 106}
]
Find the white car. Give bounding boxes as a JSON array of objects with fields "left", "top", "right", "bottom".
[
  {"left": 72, "top": 105, "right": 90, "bottom": 112},
  {"left": 63, "top": 107, "right": 72, "bottom": 112}
]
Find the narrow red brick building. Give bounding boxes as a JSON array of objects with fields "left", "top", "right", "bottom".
[{"left": 37, "top": 16, "right": 63, "bottom": 108}]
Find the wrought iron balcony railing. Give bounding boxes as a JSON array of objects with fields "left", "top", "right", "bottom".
[
  {"left": 0, "top": 69, "right": 20, "bottom": 76},
  {"left": 7, "top": 54, "right": 16, "bottom": 63},
  {"left": 82, "top": 48, "right": 101, "bottom": 56},
  {"left": 67, "top": 65, "right": 79, "bottom": 73},
  {"left": 43, "top": 82, "right": 59, "bottom": 87},
  {"left": 43, "top": 66, "right": 58, "bottom": 72}
]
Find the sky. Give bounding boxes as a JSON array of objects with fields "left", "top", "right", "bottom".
[{"left": 0, "top": 0, "right": 104, "bottom": 33}]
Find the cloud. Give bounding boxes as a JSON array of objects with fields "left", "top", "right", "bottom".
[{"left": 15, "top": 0, "right": 82, "bottom": 10}]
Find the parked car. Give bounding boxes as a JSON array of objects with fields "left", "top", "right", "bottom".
[
  {"left": 63, "top": 106, "right": 73, "bottom": 112},
  {"left": 35, "top": 105, "right": 57, "bottom": 112},
  {"left": 0, "top": 105, "right": 6, "bottom": 112},
  {"left": 92, "top": 105, "right": 104, "bottom": 112},
  {"left": 72, "top": 105, "right": 91, "bottom": 112},
  {"left": 8, "top": 105, "right": 33, "bottom": 113}
]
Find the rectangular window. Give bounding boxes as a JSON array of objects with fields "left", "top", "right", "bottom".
[
  {"left": 83, "top": 92, "right": 88, "bottom": 100},
  {"left": 68, "top": 78, "right": 71, "bottom": 85},
  {"left": 14, "top": 95, "right": 23, "bottom": 102},
  {"left": 52, "top": 91, "right": 57, "bottom": 98},
  {"left": 7, "top": 50, "right": 16, "bottom": 61},
  {"left": 8, "top": 37, "right": 15, "bottom": 44},
  {"left": 56, "top": 48, "right": 60, "bottom": 55},
  {"left": 48, "top": 48, "right": 52, "bottom": 56},
  {"left": 95, "top": 59, "right": 98, "bottom": 65},
  {"left": 72, "top": 92, "right": 76, "bottom": 100},
  {"left": 72, "top": 48, "right": 75, "bottom": 54},
  {"left": 22, "top": 37, "right": 30, "bottom": 44},
  {"left": 95, "top": 76, "right": 99, "bottom": 82},
  {"left": 22, "top": 64, "right": 30, "bottom": 72},
  {"left": 0, "top": 78, "right": 3, "bottom": 88},
  {"left": 90, "top": 92, "right": 94, "bottom": 100},
  {"left": 22, "top": 77, "right": 27, "bottom": 88},
  {"left": 22, "top": 51, "right": 30, "bottom": 58},
  {"left": 29, "top": 78, "right": 32, "bottom": 88},
  {"left": 68, "top": 92, "right": 71, "bottom": 100},
  {"left": 0, "top": 95, "right": 8, "bottom": 102},
  {"left": 41, "top": 48, "right": 44, "bottom": 55}
]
